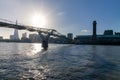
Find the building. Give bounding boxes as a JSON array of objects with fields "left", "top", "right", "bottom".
[
  {"left": 92, "top": 21, "right": 97, "bottom": 40},
  {"left": 74, "top": 21, "right": 97, "bottom": 44},
  {"left": 22, "top": 33, "right": 27, "bottom": 38},
  {"left": 67, "top": 33, "right": 73, "bottom": 40},
  {"left": 104, "top": 30, "right": 113, "bottom": 35},
  {"left": 21, "top": 33, "right": 29, "bottom": 42},
  {"left": 67, "top": 33, "right": 73, "bottom": 43},
  {"left": 115, "top": 32, "right": 120, "bottom": 36},
  {"left": 10, "top": 29, "right": 19, "bottom": 40},
  {"left": 74, "top": 35, "right": 92, "bottom": 44},
  {"left": 74, "top": 21, "right": 120, "bottom": 44},
  {"left": 10, "top": 35, "right": 14, "bottom": 40},
  {"left": 0, "top": 36, "right": 3, "bottom": 40},
  {"left": 97, "top": 35, "right": 120, "bottom": 44},
  {"left": 29, "top": 34, "right": 41, "bottom": 42},
  {"left": 10, "top": 21, "right": 19, "bottom": 40},
  {"left": 14, "top": 29, "right": 19, "bottom": 40}
]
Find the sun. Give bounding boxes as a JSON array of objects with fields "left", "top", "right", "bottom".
[{"left": 30, "top": 13, "right": 47, "bottom": 28}]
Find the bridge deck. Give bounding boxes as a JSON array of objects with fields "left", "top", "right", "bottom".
[{"left": 0, "top": 19, "right": 64, "bottom": 37}]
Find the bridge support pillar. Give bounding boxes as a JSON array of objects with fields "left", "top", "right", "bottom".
[
  {"left": 41, "top": 40, "right": 48, "bottom": 50},
  {"left": 38, "top": 30, "right": 54, "bottom": 50}
]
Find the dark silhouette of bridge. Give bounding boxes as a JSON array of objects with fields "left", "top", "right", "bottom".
[{"left": 0, "top": 18, "right": 64, "bottom": 49}]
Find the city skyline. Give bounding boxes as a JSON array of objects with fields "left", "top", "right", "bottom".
[{"left": 0, "top": 0, "right": 120, "bottom": 39}]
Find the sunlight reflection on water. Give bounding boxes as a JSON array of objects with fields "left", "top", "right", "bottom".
[
  {"left": 20, "top": 43, "right": 49, "bottom": 80},
  {"left": 0, "top": 43, "right": 120, "bottom": 80},
  {"left": 26, "top": 43, "right": 43, "bottom": 57}
]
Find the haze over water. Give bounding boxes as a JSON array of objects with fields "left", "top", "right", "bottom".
[{"left": 0, "top": 42, "right": 120, "bottom": 80}]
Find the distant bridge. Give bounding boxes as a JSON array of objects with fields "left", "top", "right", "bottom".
[{"left": 0, "top": 18, "right": 64, "bottom": 49}]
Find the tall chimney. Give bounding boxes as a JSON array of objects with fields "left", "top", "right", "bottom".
[{"left": 93, "top": 20, "right": 97, "bottom": 40}]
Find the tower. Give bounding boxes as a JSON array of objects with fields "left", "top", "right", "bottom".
[
  {"left": 92, "top": 20, "right": 97, "bottom": 40},
  {"left": 13, "top": 20, "right": 19, "bottom": 40}
]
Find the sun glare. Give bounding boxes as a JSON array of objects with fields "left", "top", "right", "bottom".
[{"left": 31, "top": 13, "right": 47, "bottom": 28}]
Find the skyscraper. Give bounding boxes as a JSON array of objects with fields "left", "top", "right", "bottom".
[
  {"left": 14, "top": 20, "right": 19, "bottom": 40},
  {"left": 13, "top": 29, "right": 19, "bottom": 40},
  {"left": 10, "top": 20, "right": 19, "bottom": 40}
]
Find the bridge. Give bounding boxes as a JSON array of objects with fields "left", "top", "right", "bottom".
[{"left": 0, "top": 18, "right": 64, "bottom": 50}]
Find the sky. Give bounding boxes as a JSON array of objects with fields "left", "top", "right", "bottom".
[{"left": 0, "top": 0, "right": 120, "bottom": 39}]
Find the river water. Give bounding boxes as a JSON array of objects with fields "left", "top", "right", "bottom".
[{"left": 0, "top": 42, "right": 120, "bottom": 80}]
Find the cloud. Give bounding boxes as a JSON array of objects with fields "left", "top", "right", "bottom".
[
  {"left": 57, "top": 12, "right": 65, "bottom": 16},
  {"left": 81, "top": 29, "right": 88, "bottom": 33}
]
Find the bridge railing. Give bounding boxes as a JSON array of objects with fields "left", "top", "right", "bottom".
[{"left": 0, "top": 18, "right": 16, "bottom": 24}]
